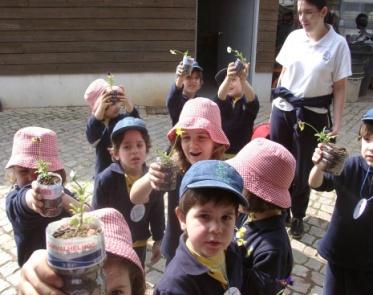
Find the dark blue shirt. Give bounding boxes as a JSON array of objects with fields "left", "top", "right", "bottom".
[
  {"left": 213, "top": 95, "right": 260, "bottom": 154},
  {"left": 6, "top": 185, "right": 72, "bottom": 266},
  {"left": 85, "top": 108, "right": 139, "bottom": 175},
  {"left": 92, "top": 162, "right": 165, "bottom": 243},
  {"left": 166, "top": 83, "right": 197, "bottom": 126},
  {"left": 154, "top": 234, "right": 245, "bottom": 295},
  {"left": 316, "top": 155, "right": 373, "bottom": 270},
  {"left": 237, "top": 214, "right": 293, "bottom": 295}
]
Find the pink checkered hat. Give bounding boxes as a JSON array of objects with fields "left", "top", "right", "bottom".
[
  {"left": 6, "top": 127, "right": 63, "bottom": 171},
  {"left": 227, "top": 138, "right": 295, "bottom": 208},
  {"left": 167, "top": 97, "right": 229, "bottom": 147},
  {"left": 90, "top": 208, "right": 143, "bottom": 273},
  {"left": 84, "top": 79, "right": 109, "bottom": 112}
]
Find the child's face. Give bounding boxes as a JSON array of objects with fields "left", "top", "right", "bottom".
[
  {"left": 178, "top": 201, "right": 236, "bottom": 257},
  {"left": 13, "top": 166, "right": 37, "bottom": 187},
  {"left": 180, "top": 129, "right": 215, "bottom": 164},
  {"left": 361, "top": 132, "right": 373, "bottom": 166},
  {"left": 113, "top": 130, "right": 147, "bottom": 175},
  {"left": 104, "top": 100, "right": 122, "bottom": 120},
  {"left": 227, "top": 75, "right": 243, "bottom": 98},
  {"left": 183, "top": 71, "right": 202, "bottom": 96},
  {"left": 104, "top": 257, "right": 132, "bottom": 295}
]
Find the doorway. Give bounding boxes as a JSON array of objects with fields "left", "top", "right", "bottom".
[{"left": 196, "top": 0, "right": 256, "bottom": 97}]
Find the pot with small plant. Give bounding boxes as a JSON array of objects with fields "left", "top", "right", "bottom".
[
  {"left": 227, "top": 46, "right": 247, "bottom": 74},
  {"left": 155, "top": 127, "right": 183, "bottom": 191},
  {"left": 298, "top": 121, "right": 348, "bottom": 175},
  {"left": 107, "top": 72, "right": 120, "bottom": 105},
  {"left": 46, "top": 171, "right": 106, "bottom": 294},
  {"left": 35, "top": 156, "right": 63, "bottom": 217},
  {"left": 170, "top": 49, "right": 194, "bottom": 76}
]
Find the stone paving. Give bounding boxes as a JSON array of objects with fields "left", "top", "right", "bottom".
[{"left": 0, "top": 100, "right": 371, "bottom": 294}]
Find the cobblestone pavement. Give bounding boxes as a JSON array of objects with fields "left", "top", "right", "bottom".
[{"left": 0, "top": 100, "right": 371, "bottom": 294}]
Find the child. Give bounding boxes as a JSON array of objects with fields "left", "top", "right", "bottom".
[
  {"left": 130, "top": 97, "right": 229, "bottom": 263},
  {"left": 5, "top": 127, "right": 79, "bottom": 266},
  {"left": 85, "top": 78, "right": 140, "bottom": 174},
  {"left": 92, "top": 116, "right": 165, "bottom": 266},
  {"left": 214, "top": 61, "right": 260, "bottom": 156},
  {"left": 166, "top": 60, "right": 203, "bottom": 126},
  {"left": 309, "top": 108, "right": 373, "bottom": 295},
  {"left": 227, "top": 138, "right": 296, "bottom": 294},
  {"left": 18, "top": 208, "right": 146, "bottom": 295},
  {"left": 154, "top": 160, "right": 248, "bottom": 294}
]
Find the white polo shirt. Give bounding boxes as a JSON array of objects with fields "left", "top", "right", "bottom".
[{"left": 273, "top": 25, "right": 352, "bottom": 112}]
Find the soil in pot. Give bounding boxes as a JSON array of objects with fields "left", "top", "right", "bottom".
[
  {"left": 155, "top": 157, "right": 179, "bottom": 191},
  {"left": 317, "top": 143, "right": 348, "bottom": 176},
  {"left": 37, "top": 172, "right": 63, "bottom": 217},
  {"left": 182, "top": 55, "right": 194, "bottom": 76},
  {"left": 47, "top": 218, "right": 106, "bottom": 295}
]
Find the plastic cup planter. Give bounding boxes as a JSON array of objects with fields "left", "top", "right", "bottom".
[
  {"left": 233, "top": 58, "right": 245, "bottom": 73},
  {"left": 227, "top": 46, "right": 246, "bottom": 74},
  {"left": 46, "top": 216, "right": 106, "bottom": 294},
  {"left": 317, "top": 143, "right": 348, "bottom": 176},
  {"left": 182, "top": 55, "right": 194, "bottom": 76},
  {"left": 155, "top": 156, "right": 179, "bottom": 191},
  {"left": 37, "top": 172, "right": 63, "bottom": 217}
]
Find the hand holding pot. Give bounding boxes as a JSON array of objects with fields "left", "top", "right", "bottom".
[
  {"left": 238, "top": 62, "right": 250, "bottom": 82},
  {"left": 18, "top": 249, "right": 64, "bottom": 295},
  {"left": 25, "top": 181, "right": 44, "bottom": 214},
  {"left": 94, "top": 90, "right": 113, "bottom": 120},
  {"left": 312, "top": 143, "right": 324, "bottom": 166},
  {"left": 148, "top": 161, "right": 167, "bottom": 191}
]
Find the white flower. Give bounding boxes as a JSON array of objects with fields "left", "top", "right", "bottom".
[
  {"left": 70, "top": 170, "right": 76, "bottom": 181},
  {"left": 227, "top": 46, "right": 232, "bottom": 53}
]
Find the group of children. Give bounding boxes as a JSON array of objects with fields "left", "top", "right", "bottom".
[{"left": 6, "top": 54, "right": 373, "bottom": 295}]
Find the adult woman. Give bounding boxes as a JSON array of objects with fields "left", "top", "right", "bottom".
[{"left": 270, "top": 0, "right": 351, "bottom": 239}]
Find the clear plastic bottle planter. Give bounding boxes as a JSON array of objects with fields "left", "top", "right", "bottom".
[
  {"left": 46, "top": 217, "right": 106, "bottom": 295},
  {"left": 37, "top": 172, "right": 63, "bottom": 217},
  {"left": 182, "top": 55, "right": 194, "bottom": 76},
  {"left": 318, "top": 143, "right": 348, "bottom": 176},
  {"left": 234, "top": 58, "right": 245, "bottom": 74},
  {"left": 155, "top": 156, "right": 179, "bottom": 192}
]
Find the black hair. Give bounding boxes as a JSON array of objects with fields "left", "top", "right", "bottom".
[
  {"left": 300, "top": 0, "right": 327, "bottom": 10},
  {"left": 356, "top": 13, "right": 368, "bottom": 29},
  {"left": 245, "top": 192, "right": 283, "bottom": 213},
  {"left": 111, "top": 128, "right": 151, "bottom": 154},
  {"left": 358, "top": 120, "right": 373, "bottom": 140}
]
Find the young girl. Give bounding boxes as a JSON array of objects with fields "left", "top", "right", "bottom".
[
  {"left": 130, "top": 97, "right": 229, "bottom": 263},
  {"left": 270, "top": 0, "right": 351, "bottom": 239},
  {"left": 18, "top": 208, "right": 146, "bottom": 295},
  {"left": 227, "top": 138, "right": 296, "bottom": 294},
  {"left": 5, "top": 127, "right": 78, "bottom": 266},
  {"left": 92, "top": 116, "right": 164, "bottom": 266},
  {"left": 85, "top": 77, "right": 140, "bottom": 175},
  {"left": 309, "top": 108, "right": 373, "bottom": 295}
]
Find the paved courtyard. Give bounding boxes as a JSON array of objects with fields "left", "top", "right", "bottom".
[{"left": 0, "top": 99, "right": 371, "bottom": 294}]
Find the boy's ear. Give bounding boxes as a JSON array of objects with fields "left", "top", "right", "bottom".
[
  {"left": 109, "top": 147, "right": 120, "bottom": 162},
  {"left": 175, "top": 207, "right": 187, "bottom": 231}
]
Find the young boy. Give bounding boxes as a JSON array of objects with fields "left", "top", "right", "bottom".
[
  {"left": 309, "top": 108, "right": 373, "bottom": 295},
  {"left": 214, "top": 62, "right": 260, "bottom": 156},
  {"left": 154, "top": 160, "right": 248, "bottom": 295},
  {"left": 85, "top": 78, "right": 140, "bottom": 175},
  {"left": 166, "top": 60, "right": 203, "bottom": 126},
  {"left": 227, "top": 138, "right": 296, "bottom": 294}
]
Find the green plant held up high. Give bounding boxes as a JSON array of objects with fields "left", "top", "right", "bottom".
[
  {"left": 298, "top": 121, "right": 336, "bottom": 143},
  {"left": 169, "top": 49, "right": 189, "bottom": 57},
  {"left": 227, "top": 46, "right": 247, "bottom": 62}
]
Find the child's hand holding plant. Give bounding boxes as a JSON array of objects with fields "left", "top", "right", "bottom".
[
  {"left": 227, "top": 46, "right": 249, "bottom": 74},
  {"left": 170, "top": 49, "right": 194, "bottom": 76}
]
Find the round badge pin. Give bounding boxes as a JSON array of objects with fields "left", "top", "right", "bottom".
[
  {"left": 353, "top": 198, "right": 367, "bottom": 220},
  {"left": 130, "top": 204, "right": 146, "bottom": 222},
  {"left": 224, "top": 287, "right": 241, "bottom": 295}
]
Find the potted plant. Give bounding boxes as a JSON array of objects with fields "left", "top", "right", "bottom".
[
  {"left": 298, "top": 121, "right": 348, "bottom": 175},
  {"left": 46, "top": 171, "right": 106, "bottom": 294},
  {"left": 227, "top": 46, "right": 247, "bottom": 73},
  {"left": 107, "top": 72, "right": 119, "bottom": 105},
  {"left": 155, "top": 127, "right": 183, "bottom": 191},
  {"left": 170, "top": 49, "right": 194, "bottom": 76}
]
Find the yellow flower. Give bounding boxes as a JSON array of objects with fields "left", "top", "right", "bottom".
[
  {"left": 175, "top": 127, "right": 184, "bottom": 137},
  {"left": 298, "top": 121, "right": 305, "bottom": 131},
  {"left": 235, "top": 226, "right": 246, "bottom": 239}
]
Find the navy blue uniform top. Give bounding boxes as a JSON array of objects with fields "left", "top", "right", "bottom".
[
  {"left": 154, "top": 234, "right": 245, "bottom": 295},
  {"left": 316, "top": 155, "right": 373, "bottom": 270},
  {"left": 6, "top": 185, "right": 72, "bottom": 266},
  {"left": 212, "top": 95, "right": 260, "bottom": 154},
  {"left": 166, "top": 84, "right": 197, "bottom": 126},
  {"left": 92, "top": 162, "right": 165, "bottom": 243},
  {"left": 237, "top": 214, "right": 293, "bottom": 295},
  {"left": 160, "top": 174, "right": 183, "bottom": 262},
  {"left": 85, "top": 108, "right": 140, "bottom": 175}
]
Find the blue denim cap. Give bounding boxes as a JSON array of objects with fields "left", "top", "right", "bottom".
[
  {"left": 192, "top": 61, "right": 203, "bottom": 72},
  {"left": 179, "top": 160, "right": 247, "bottom": 207},
  {"left": 111, "top": 116, "right": 147, "bottom": 140},
  {"left": 362, "top": 108, "right": 373, "bottom": 122}
]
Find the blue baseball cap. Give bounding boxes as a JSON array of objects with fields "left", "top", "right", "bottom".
[
  {"left": 179, "top": 160, "right": 247, "bottom": 207},
  {"left": 192, "top": 61, "right": 203, "bottom": 72},
  {"left": 362, "top": 108, "right": 373, "bottom": 122},
  {"left": 111, "top": 117, "right": 147, "bottom": 140}
]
